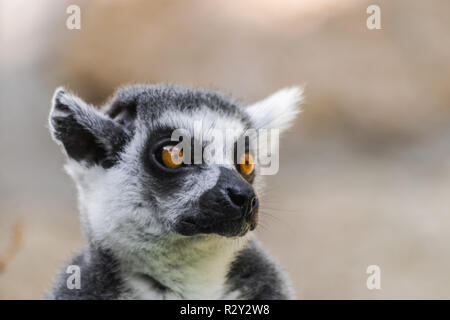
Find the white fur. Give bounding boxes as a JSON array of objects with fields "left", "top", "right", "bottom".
[
  {"left": 245, "top": 87, "right": 304, "bottom": 131},
  {"left": 124, "top": 234, "right": 250, "bottom": 299}
]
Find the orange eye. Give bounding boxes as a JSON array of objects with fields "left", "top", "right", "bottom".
[
  {"left": 239, "top": 153, "right": 255, "bottom": 176},
  {"left": 161, "top": 145, "right": 184, "bottom": 168}
]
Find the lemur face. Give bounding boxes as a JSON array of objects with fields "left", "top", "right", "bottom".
[{"left": 49, "top": 84, "right": 302, "bottom": 246}]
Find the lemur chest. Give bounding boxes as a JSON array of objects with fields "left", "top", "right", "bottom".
[
  {"left": 124, "top": 253, "right": 240, "bottom": 299},
  {"left": 125, "top": 272, "right": 235, "bottom": 300},
  {"left": 121, "top": 235, "right": 248, "bottom": 300}
]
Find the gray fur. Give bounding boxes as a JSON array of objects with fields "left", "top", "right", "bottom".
[
  {"left": 47, "top": 84, "right": 302, "bottom": 300},
  {"left": 226, "top": 239, "right": 295, "bottom": 299},
  {"left": 48, "top": 248, "right": 126, "bottom": 300}
]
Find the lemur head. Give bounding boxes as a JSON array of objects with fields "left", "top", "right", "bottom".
[{"left": 49, "top": 84, "right": 302, "bottom": 249}]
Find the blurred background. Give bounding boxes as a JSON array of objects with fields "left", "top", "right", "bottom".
[{"left": 1, "top": 0, "right": 450, "bottom": 299}]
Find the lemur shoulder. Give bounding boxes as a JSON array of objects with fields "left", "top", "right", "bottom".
[{"left": 47, "top": 84, "right": 303, "bottom": 300}]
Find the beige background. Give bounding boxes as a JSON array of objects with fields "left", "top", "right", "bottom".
[{"left": 1, "top": 0, "right": 450, "bottom": 299}]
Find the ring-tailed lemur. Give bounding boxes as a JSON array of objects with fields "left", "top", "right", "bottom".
[{"left": 47, "top": 84, "right": 303, "bottom": 300}]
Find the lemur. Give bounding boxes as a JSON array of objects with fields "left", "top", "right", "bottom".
[{"left": 47, "top": 84, "right": 303, "bottom": 300}]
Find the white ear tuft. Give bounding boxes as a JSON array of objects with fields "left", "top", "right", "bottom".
[{"left": 245, "top": 87, "right": 304, "bottom": 131}]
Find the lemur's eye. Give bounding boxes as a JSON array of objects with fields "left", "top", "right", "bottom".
[
  {"left": 161, "top": 145, "right": 184, "bottom": 168},
  {"left": 239, "top": 153, "right": 255, "bottom": 176}
]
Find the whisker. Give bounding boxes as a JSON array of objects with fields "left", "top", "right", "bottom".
[{"left": 260, "top": 206, "right": 299, "bottom": 214}]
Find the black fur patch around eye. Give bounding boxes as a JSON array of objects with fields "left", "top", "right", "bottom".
[
  {"left": 142, "top": 128, "right": 197, "bottom": 175},
  {"left": 139, "top": 126, "right": 206, "bottom": 201}
]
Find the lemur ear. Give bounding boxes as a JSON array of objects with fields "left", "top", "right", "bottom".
[
  {"left": 245, "top": 87, "right": 304, "bottom": 131},
  {"left": 49, "top": 87, "right": 129, "bottom": 168}
]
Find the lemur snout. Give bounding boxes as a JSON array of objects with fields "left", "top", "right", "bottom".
[
  {"left": 226, "top": 187, "right": 258, "bottom": 219},
  {"left": 175, "top": 167, "right": 259, "bottom": 237}
]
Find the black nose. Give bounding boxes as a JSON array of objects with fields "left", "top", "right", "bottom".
[
  {"left": 181, "top": 167, "right": 259, "bottom": 237},
  {"left": 198, "top": 167, "right": 258, "bottom": 221},
  {"left": 226, "top": 187, "right": 257, "bottom": 218},
  {"left": 227, "top": 187, "right": 248, "bottom": 208}
]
